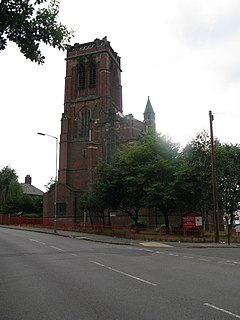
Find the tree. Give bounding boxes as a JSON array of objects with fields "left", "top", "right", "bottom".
[
  {"left": 44, "top": 176, "right": 56, "bottom": 191},
  {"left": 174, "top": 131, "right": 240, "bottom": 230},
  {"left": 0, "top": 0, "right": 73, "bottom": 64},
  {"left": 92, "top": 130, "right": 180, "bottom": 226},
  {"left": 0, "top": 166, "right": 43, "bottom": 215},
  {"left": 0, "top": 166, "right": 19, "bottom": 205},
  {"left": 141, "top": 132, "right": 180, "bottom": 227},
  {"left": 174, "top": 131, "right": 213, "bottom": 222},
  {"left": 217, "top": 143, "right": 240, "bottom": 228}
]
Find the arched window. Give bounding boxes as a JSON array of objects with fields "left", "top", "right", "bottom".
[
  {"left": 79, "top": 64, "right": 86, "bottom": 89},
  {"left": 79, "top": 109, "right": 91, "bottom": 138},
  {"left": 89, "top": 61, "right": 96, "bottom": 88}
]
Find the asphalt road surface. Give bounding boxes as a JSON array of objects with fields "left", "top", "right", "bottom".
[{"left": 1, "top": 227, "right": 240, "bottom": 320}]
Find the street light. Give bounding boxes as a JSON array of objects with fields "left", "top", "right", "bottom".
[{"left": 37, "top": 132, "right": 58, "bottom": 233}]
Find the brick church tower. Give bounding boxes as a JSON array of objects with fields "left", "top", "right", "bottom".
[{"left": 43, "top": 37, "right": 155, "bottom": 219}]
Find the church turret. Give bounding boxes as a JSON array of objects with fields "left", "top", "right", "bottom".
[{"left": 144, "top": 96, "right": 155, "bottom": 130}]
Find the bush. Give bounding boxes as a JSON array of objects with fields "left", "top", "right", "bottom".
[{"left": 130, "top": 220, "right": 147, "bottom": 228}]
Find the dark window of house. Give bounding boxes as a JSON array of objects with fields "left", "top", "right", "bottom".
[
  {"left": 80, "top": 109, "right": 90, "bottom": 138},
  {"left": 83, "top": 149, "right": 87, "bottom": 160},
  {"left": 56, "top": 202, "right": 66, "bottom": 217},
  {"left": 89, "top": 61, "right": 96, "bottom": 87},
  {"left": 79, "top": 64, "right": 86, "bottom": 89}
]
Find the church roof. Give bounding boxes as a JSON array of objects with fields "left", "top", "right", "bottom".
[{"left": 144, "top": 96, "right": 155, "bottom": 115}]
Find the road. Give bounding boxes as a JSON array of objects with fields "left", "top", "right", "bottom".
[{"left": 1, "top": 227, "right": 240, "bottom": 320}]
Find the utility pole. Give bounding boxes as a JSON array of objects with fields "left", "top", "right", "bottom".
[{"left": 209, "top": 111, "right": 219, "bottom": 243}]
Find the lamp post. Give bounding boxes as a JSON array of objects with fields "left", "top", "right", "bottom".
[{"left": 38, "top": 132, "right": 58, "bottom": 233}]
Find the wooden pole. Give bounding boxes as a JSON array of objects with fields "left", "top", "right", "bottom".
[{"left": 209, "top": 111, "right": 219, "bottom": 243}]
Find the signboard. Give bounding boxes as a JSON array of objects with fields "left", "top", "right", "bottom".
[
  {"left": 235, "top": 225, "right": 240, "bottom": 233},
  {"left": 182, "top": 214, "right": 203, "bottom": 228},
  {"left": 195, "top": 216, "right": 203, "bottom": 226}
]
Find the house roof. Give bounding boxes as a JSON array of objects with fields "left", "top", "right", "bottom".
[{"left": 21, "top": 183, "right": 44, "bottom": 196}]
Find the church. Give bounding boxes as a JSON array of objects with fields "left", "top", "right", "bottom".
[{"left": 43, "top": 37, "right": 155, "bottom": 221}]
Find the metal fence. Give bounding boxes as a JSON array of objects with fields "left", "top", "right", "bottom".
[{"left": 3, "top": 216, "right": 240, "bottom": 242}]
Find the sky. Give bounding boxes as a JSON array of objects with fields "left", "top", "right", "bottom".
[{"left": 1, "top": 0, "right": 240, "bottom": 191}]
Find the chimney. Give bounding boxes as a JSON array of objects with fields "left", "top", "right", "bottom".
[{"left": 25, "top": 175, "right": 32, "bottom": 184}]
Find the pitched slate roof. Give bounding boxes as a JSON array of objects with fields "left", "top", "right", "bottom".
[{"left": 21, "top": 183, "right": 44, "bottom": 196}]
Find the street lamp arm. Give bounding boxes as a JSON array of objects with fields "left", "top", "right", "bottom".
[
  {"left": 37, "top": 131, "right": 58, "bottom": 233},
  {"left": 37, "top": 132, "right": 57, "bottom": 140}
]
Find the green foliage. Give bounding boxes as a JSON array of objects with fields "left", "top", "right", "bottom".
[
  {"left": 0, "top": 0, "right": 73, "bottom": 64},
  {"left": 129, "top": 220, "right": 147, "bottom": 228},
  {"left": 2, "top": 194, "right": 43, "bottom": 215},
  {"left": 44, "top": 177, "right": 56, "bottom": 191},
  {"left": 90, "top": 129, "right": 240, "bottom": 228},
  {"left": 174, "top": 131, "right": 213, "bottom": 214},
  {"left": 0, "top": 166, "right": 20, "bottom": 205},
  {"left": 216, "top": 143, "right": 240, "bottom": 227},
  {"left": 0, "top": 166, "right": 43, "bottom": 215},
  {"left": 92, "top": 131, "right": 180, "bottom": 226}
]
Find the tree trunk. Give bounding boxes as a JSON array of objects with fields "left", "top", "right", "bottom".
[
  {"left": 89, "top": 211, "right": 93, "bottom": 226},
  {"left": 107, "top": 209, "right": 112, "bottom": 227},
  {"left": 162, "top": 210, "right": 169, "bottom": 229}
]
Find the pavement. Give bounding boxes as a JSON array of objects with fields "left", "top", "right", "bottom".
[{"left": 1, "top": 224, "right": 240, "bottom": 248}]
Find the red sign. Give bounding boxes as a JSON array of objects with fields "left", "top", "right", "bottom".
[{"left": 182, "top": 214, "right": 202, "bottom": 228}]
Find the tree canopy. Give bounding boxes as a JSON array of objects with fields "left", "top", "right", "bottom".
[
  {"left": 82, "top": 131, "right": 180, "bottom": 226},
  {"left": 0, "top": 0, "right": 73, "bottom": 64},
  {"left": 80, "top": 129, "right": 240, "bottom": 229}
]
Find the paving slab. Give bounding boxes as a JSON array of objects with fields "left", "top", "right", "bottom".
[{"left": 139, "top": 241, "right": 173, "bottom": 248}]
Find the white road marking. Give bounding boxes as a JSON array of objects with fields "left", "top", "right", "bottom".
[
  {"left": 168, "top": 253, "right": 179, "bottom": 256},
  {"left": 70, "top": 253, "right": 78, "bottom": 257},
  {"left": 29, "top": 238, "right": 45, "bottom": 245},
  {"left": 204, "top": 303, "right": 240, "bottom": 319},
  {"left": 50, "top": 246, "right": 64, "bottom": 251},
  {"left": 198, "top": 258, "right": 210, "bottom": 262},
  {"left": 183, "top": 256, "right": 194, "bottom": 259},
  {"left": 90, "top": 261, "right": 157, "bottom": 286},
  {"left": 217, "top": 260, "right": 235, "bottom": 266}
]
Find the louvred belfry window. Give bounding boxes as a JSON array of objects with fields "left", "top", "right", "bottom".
[
  {"left": 79, "top": 64, "right": 86, "bottom": 89},
  {"left": 89, "top": 61, "right": 96, "bottom": 88}
]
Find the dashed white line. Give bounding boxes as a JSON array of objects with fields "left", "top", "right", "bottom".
[
  {"left": 183, "top": 256, "right": 194, "bottom": 259},
  {"left": 70, "top": 253, "right": 78, "bottom": 257},
  {"left": 50, "top": 246, "right": 64, "bottom": 252},
  {"left": 204, "top": 303, "right": 240, "bottom": 319},
  {"left": 29, "top": 238, "right": 45, "bottom": 245},
  {"left": 198, "top": 258, "right": 210, "bottom": 262},
  {"left": 90, "top": 261, "right": 157, "bottom": 286},
  {"left": 217, "top": 261, "right": 235, "bottom": 266}
]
